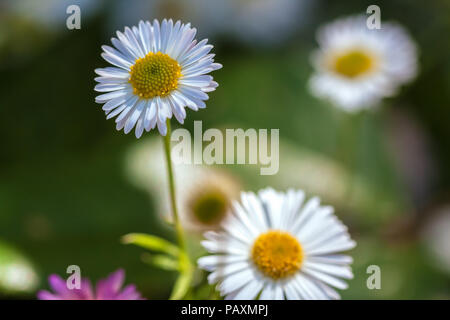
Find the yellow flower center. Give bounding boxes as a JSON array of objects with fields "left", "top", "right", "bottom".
[
  {"left": 333, "top": 50, "right": 375, "bottom": 78},
  {"left": 251, "top": 230, "right": 303, "bottom": 280},
  {"left": 129, "top": 52, "right": 181, "bottom": 99},
  {"left": 189, "top": 189, "right": 230, "bottom": 225}
]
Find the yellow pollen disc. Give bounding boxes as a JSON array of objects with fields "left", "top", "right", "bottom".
[
  {"left": 129, "top": 52, "right": 181, "bottom": 99},
  {"left": 189, "top": 189, "right": 229, "bottom": 225},
  {"left": 251, "top": 230, "right": 303, "bottom": 280},
  {"left": 333, "top": 50, "right": 374, "bottom": 78}
]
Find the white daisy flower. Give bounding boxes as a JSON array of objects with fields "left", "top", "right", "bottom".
[
  {"left": 309, "top": 15, "right": 418, "bottom": 111},
  {"left": 125, "top": 138, "right": 241, "bottom": 232},
  {"left": 172, "top": 168, "right": 241, "bottom": 232},
  {"left": 198, "top": 188, "right": 356, "bottom": 300},
  {"left": 94, "top": 19, "right": 222, "bottom": 137}
]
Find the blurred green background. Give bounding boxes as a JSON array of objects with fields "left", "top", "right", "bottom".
[{"left": 1, "top": 0, "right": 450, "bottom": 299}]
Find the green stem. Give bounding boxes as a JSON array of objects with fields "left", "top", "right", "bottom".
[
  {"left": 163, "top": 119, "right": 187, "bottom": 251},
  {"left": 162, "top": 118, "right": 191, "bottom": 299}
]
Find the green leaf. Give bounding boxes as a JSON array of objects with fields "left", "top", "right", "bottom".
[
  {"left": 169, "top": 251, "right": 193, "bottom": 300},
  {"left": 121, "top": 233, "right": 180, "bottom": 257},
  {"left": 170, "top": 270, "right": 192, "bottom": 300},
  {"left": 141, "top": 253, "right": 179, "bottom": 271}
]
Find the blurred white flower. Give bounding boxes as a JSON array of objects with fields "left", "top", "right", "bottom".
[
  {"left": 422, "top": 206, "right": 450, "bottom": 274},
  {"left": 94, "top": 19, "right": 221, "bottom": 137},
  {"left": 309, "top": 15, "right": 418, "bottom": 111},
  {"left": 0, "top": 241, "right": 39, "bottom": 295},
  {"left": 223, "top": 0, "right": 313, "bottom": 47},
  {"left": 125, "top": 138, "right": 241, "bottom": 232},
  {"left": 198, "top": 188, "right": 356, "bottom": 300}
]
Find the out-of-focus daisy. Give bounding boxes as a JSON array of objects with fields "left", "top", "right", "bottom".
[
  {"left": 309, "top": 16, "right": 418, "bottom": 111},
  {"left": 198, "top": 188, "right": 356, "bottom": 300},
  {"left": 38, "top": 269, "right": 144, "bottom": 300},
  {"left": 125, "top": 138, "right": 241, "bottom": 232},
  {"left": 223, "top": 0, "right": 313, "bottom": 47},
  {"left": 174, "top": 168, "right": 241, "bottom": 232},
  {"left": 94, "top": 19, "right": 221, "bottom": 137}
]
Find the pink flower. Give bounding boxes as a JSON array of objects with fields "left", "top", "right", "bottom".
[{"left": 37, "top": 269, "right": 144, "bottom": 300}]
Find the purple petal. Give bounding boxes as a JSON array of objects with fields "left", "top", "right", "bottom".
[
  {"left": 37, "top": 290, "right": 61, "bottom": 300},
  {"left": 74, "top": 279, "right": 95, "bottom": 300},
  {"left": 46, "top": 274, "right": 94, "bottom": 300},
  {"left": 95, "top": 269, "right": 125, "bottom": 300},
  {"left": 39, "top": 269, "right": 144, "bottom": 300},
  {"left": 48, "top": 274, "right": 74, "bottom": 299},
  {"left": 115, "top": 284, "right": 143, "bottom": 300}
]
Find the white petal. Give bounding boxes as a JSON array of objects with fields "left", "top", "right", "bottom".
[
  {"left": 124, "top": 26, "right": 145, "bottom": 58},
  {"left": 102, "top": 45, "right": 133, "bottom": 65},
  {"left": 94, "top": 76, "right": 127, "bottom": 84},
  {"left": 303, "top": 260, "right": 353, "bottom": 279},
  {"left": 156, "top": 120, "right": 167, "bottom": 136},
  {"left": 301, "top": 267, "right": 349, "bottom": 290},
  {"left": 114, "top": 95, "right": 139, "bottom": 126},
  {"left": 101, "top": 94, "right": 131, "bottom": 112},
  {"left": 306, "top": 254, "right": 353, "bottom": 265},
  {"left": 95, "top": 67, "right": 129, "bottom": 78},
  {"left": 179, "top": 75, "right": 213, "bottom": 88},
  {"left": 151, "top": 19, "right": 161, "bottom": 52},
  {"left": 231, "top": 279, "right": 264, "bottom": 300},
  {"left": 240, "top": 192, "right": 269, "bottom": 232},
  {"left": 94, "top": 83, "right": 128, "bottom": 92},
  {"left": 95, "top": 89, "right": 129, "bottom": 103},
  {"left": 124, "top": 99, "right": 146, "bottom": 134},
  {"left": 198, "top": 255, "right": 249, "bottom": 272},
  {"left": 101, "top": 52, "right": 132, "bottom": 70},
  {"left": 178, "top": 85, "right": 209, "bottom": 101},
  {"left": 290, "top": 197, "right": 321, "bottom": 234},
  {"left": 201, "top": 240, "right": 248, "bottom": 256},
  {"left": 259, "top": 283, "right": 276, "bottom": 300},
  {"left": 111, "top": 37, "right": 138, "bottom": 61},
  {"left": 134, "top": 108, "right": 146, "bottom": 138},
  {"left": 283, "top": 281, "right": 302, "bottom": 300},
  {"left": 167, "top": 94, "right": 186, "bottom": 124},
  {"left": 144, "top": 99, "right": 157, "bottom": 131},
  {"left": 306, "top": 238, "right": 356, "bottom": 256},
  {"left": 207, "top": 261, "right": 251, "bottom": 284},
  {"left": 116, "top": 30, "right": 141, "bottom": 59},
  {"left": 218, "top": 269, "right": 254, "bottom": 296},
  {"left": 106, "top": 104, "right": 126, "bottom": 119}
]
